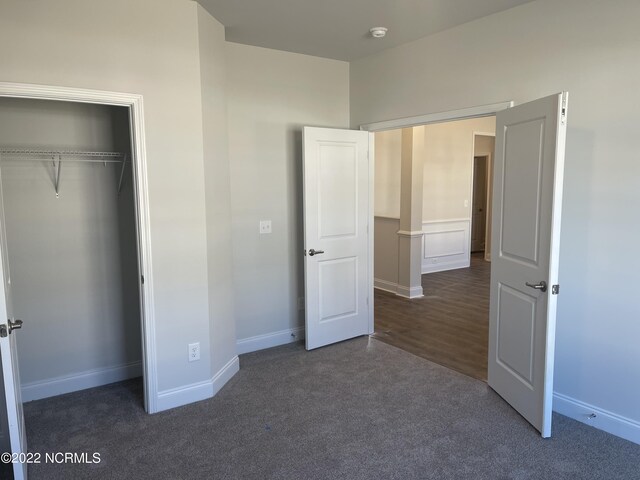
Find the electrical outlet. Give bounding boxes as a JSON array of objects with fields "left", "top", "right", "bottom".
[
  {"left": 464, "top": 199, "right": 469, "bottom": 208},
  {"left": 188, "top": 342, "right": 200, "bottom": 362},
  {"left": 259, "top": 220, "right": 272, "bottom": 234}
]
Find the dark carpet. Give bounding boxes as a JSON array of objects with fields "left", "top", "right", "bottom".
[{"left": 23, "top": 337, "right": 640, "bottom": 479}]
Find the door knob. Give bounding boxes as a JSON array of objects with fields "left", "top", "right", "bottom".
[
  {"left": 8, "top": 319, "right": 23, "bottom": 333},
  {"left": 525, "top": 281, "right": 547, "bottom": 293},
  {"left": 308, "top": 249, "right": 325, "bottom": 256}
]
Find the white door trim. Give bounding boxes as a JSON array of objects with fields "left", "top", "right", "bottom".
[
  {"left": 359, "top": 101, "right": 513, "bottom": 132},
  {"left": 367, "top": 133, "right": 375, "bottom": 334},
  {"left": 0, "top": 82, "right": 158, "bottom": 413}
]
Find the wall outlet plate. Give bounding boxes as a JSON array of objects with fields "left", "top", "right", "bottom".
[
  {"left": 188, "top": 342, "right": 200, "bottom": 362},
  {"left": 259, "top": 220, "right": 272, "bottom": 234}
]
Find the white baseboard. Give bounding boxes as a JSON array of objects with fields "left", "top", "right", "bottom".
[
  {"left": 212, "top": 355, "right": 240, "bottom": 397},
  {"left": 554, "top": 392, "right": 640, "bottom": 445},
  {"left": 374, "top": 278, "right": 398, "bottom": 294},
  {"left": 422, "top": 259, "right": 470, "bottom": 274},
  {"left": 375, "top": 278, "right": 424, "bottom": 299},
  {"left": 396, "top": 285, "right": 424, "bottom": 299},
  {"left": 236, "top": 327, "right": 305, "bottom": 355},
  {"left": 156, "top": 355, "right": 239, "bottom": 412},
  {"left": 21, "top": 361, "right": 142, "bottom": 402}
]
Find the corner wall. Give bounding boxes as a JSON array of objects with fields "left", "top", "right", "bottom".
[
  {"left": 0, "top": 0, "right": 234, "bottom": 409},
  {"left": 352, "top": 0, "right": 640, "bottom": 443},
  {"left": 197, "top": 5, "right": 239, "bottom": 397}
]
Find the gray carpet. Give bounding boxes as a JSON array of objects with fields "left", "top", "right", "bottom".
[{"left": 22, "top": 337, "right": 640, "bottom": 479}]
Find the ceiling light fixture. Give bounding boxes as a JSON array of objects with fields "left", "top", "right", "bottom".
[{"left": 369, "top": 27, "right": 388, "bottom": 39}]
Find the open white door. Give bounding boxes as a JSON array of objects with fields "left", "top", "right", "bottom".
[
  {"left": 488, "top": 92, "right": 568, "bottom": 437},
  {"left": 303, "top": 127, "right": 373, "bottom": 350},
  {"left": 0, "top": 173, "right": 27, "bottom": 479}
]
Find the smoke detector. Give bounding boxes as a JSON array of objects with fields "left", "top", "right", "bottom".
[{"left": 369, "top": 27, "right": 388, "bottom": 39}]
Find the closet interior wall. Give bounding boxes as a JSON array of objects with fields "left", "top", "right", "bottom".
[{"left": 0, "top": 97, "right": 141, "bottom": 401}]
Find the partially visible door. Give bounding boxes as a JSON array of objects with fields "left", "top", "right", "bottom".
[
  {"left": 303, "top": 127, "right": 373, "bottom": 350},
  {"left": 0, "top": 169, "right": 27, "bottom": 480},
  {"left": 471, "top": 156, "right": 488, "bottom": 252},
  {"left": 488, "top": 92, "right": 568, "bottom": 438}
]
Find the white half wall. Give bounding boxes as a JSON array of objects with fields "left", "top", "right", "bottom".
[
  {"left": 421, "top": 220, "right": 470, "bottom": 274},
  {"left": 227, "top": 42, "right": 350, "bottom": 346},
  {"left": 351, "top": 0, "right": 640, "bottom": 443}
]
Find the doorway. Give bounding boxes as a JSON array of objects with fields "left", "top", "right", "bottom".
[
  {"left": 471, "top": 156, "right": 488, "bottom": 253},
  {"left": 371, "top": 116, "right": 496, "bottom": 381},
  {"left": 303, "top": 94, "right": 568, "bottom": 437}
]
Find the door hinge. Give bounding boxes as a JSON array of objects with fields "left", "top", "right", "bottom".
[
  {"left": 141, "top": 275, "right": 145, "bottom": 285},
  {"left": 551, "top": 284, "right": 560, "bottom": 295},
  {"left": 561, "top": 93, "right": 568, "bottom": 125}
]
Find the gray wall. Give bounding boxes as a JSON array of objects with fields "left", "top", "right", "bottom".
[
  {"left": 0, "top": 98, "right": 140, "bottom": 396},
  {"left": 374, "top": 217, "right": 400, "bottom": 286},
  {"left": 351, "top": 0, "right": 640, "bottom": 437},
  {"left": 226, "top": 42, "right": 350, "bottom": 343},
  {"left": 0, "top": 0, "right": 236, "bottom": 398}
]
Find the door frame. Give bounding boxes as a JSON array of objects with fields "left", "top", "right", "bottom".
[
  {"left": 361, "top": 101, "right": 511, "bottom": 288},
  {"left": 471, "top": 131, "right": 496, "bottom": 261},
  {"left": 0, "top": 82, "right": 158, "bottom": 413}
]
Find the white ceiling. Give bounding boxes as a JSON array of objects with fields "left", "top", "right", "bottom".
[{"left": 197, "top": 0, "right": 536, "bottom": 61}]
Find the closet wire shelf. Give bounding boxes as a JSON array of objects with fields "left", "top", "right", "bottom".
[{"left": 0, "top": 149, "right": 129, "bottom": 197}]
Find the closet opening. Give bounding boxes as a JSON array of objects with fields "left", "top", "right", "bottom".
[{"left": 0, "top": 97, "right": 146, "bottom": 411}]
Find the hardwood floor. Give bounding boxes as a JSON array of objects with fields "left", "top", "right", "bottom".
[{"left": 373, "top": 253, "right": 490, "bottom": 381}]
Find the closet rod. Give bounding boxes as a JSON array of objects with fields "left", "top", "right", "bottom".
[
  {"left": 0, "top": 149, "right": 126, "bottom": 161},
  {"left": 0, "top": 149, "right": 129, "bottom": 197}
]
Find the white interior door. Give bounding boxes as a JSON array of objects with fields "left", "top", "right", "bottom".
[
  {"left": 303, "top": 127, "right": 373, "bottom": 350},
  {"left": 0, "top": 170, "right": 27, "bottom": 480},
  {"left": 488, "top": 92, "right": 568, "bottom": 437}
]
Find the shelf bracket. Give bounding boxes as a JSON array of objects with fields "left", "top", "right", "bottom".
[
  {"left": 54, "top": 154, "right": 62, "bottom": 198},
  {"left": 117, "top": 154, "right": 128, "bottom": 195}
]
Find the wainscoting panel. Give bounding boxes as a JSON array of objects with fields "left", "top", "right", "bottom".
[{"left": 422, "top": 219, "right": 471, "bottom": 274}]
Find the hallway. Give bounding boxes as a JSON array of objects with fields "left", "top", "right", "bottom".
[{"left": 373, "top": 253, "right": 490, "bottom": 380}]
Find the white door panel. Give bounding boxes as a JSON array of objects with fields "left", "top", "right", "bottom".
[
  {"left": 303, "top": 127, "right": 372, "bottom": 350},
  {"left": 0, "top": 167, "right": 27, "bottom": 480},
  {"left": 489, "top": 92, "right": 567, "bottom": 438}
]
